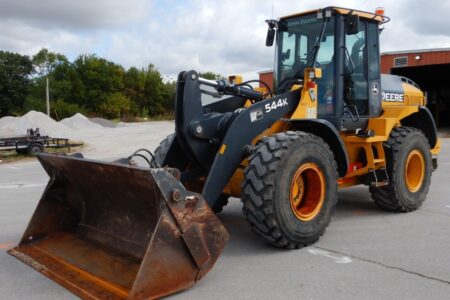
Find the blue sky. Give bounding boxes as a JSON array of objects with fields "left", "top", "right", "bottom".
[{"left": 1, "top": 0, "right": 449, "bottom": 80}]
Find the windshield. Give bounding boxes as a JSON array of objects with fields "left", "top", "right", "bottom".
[{"left": 274, "top": 14, "right": 335, "bottom": 90}]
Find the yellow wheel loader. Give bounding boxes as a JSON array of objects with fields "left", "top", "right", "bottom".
[{"left": 9, "top": 7, "right": 441, "bottom": 299}]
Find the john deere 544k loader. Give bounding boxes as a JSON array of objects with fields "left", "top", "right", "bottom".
[{"left": 9, "top": 7, "right": 440, "bottom": 299}]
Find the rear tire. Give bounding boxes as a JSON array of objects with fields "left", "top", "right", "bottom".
[
  {"left": 370, "top": 127, "right": 432, "bottom": 212},
  {"left": 241, "top": 131, "right": 338, "bottom": 249},
  {"left": 153, "top": 133, "right": 229, "bottom": 213}
]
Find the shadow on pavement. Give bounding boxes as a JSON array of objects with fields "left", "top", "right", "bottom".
[{"left": 217, "top": 186, "right": 390, "bottom": 257}]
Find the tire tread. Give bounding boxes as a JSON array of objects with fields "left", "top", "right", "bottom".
[
  {"left": 241, "top": 131, "right": 337, "bottom": 249},
  {"left": 370, "top": 126, "right": 431, "bottom": 212}
]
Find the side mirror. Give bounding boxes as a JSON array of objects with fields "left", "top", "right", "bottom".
[
  {"left": 345, "top": 15, "right": 360, "bottom": 35},
  {"left": 266, "top": 27, "right": 275, "bottom": 46}
]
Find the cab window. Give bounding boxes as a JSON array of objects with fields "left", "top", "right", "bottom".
[{"left": 344, "top": 21, "right": 369, "bottom": 115}]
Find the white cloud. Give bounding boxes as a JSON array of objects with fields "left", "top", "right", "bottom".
[
  {"left": 0, "top": 20, "right": 98, "bottom": 58},
  {"left": 0, "top": 0, "right": 449, "bottom": 80},
  {"left": 0, "top": 0, "right": 151, "bottom": 29}
]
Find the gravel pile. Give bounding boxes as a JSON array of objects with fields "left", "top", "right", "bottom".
[
  {"left": 60, "top": 113, "right": 103, "bottom": 130},
  {"left": 88, "top": 117, "right": 117, "bottom": 128},
  {"left": 0, "top": 110, "right": 175, "bottom": 159},
  {"left": 0, "top": 111, "right": 70, "bottom": 138},
  {"left": 0, "top": 111, "right": 109, "bottom": 139}
]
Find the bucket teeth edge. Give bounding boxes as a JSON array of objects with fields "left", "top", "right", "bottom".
[{"left": 8, "top": 248, "right": 48, "bottom": 272}]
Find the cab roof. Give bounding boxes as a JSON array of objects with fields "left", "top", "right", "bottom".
[{"left": 280, "top": 6, "right": 390, "bottom": 24}]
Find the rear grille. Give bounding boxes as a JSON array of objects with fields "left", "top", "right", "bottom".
[{"left": 394, "top": 56, "right": 408, "bottom": 67}]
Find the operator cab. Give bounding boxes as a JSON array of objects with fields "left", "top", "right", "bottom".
[{"left": 269, "top": 7, "right": 389, "bottom": 131}]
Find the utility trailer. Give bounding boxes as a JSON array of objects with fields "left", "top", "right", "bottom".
[{"left": 0, "top": 128, "right": 72, "bottom": 155}]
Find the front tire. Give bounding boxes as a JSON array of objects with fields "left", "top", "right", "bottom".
[
  {"left": 241, "top": 131, "right": 338, "bottom": 249},
  {"left": 153, "top": 133, "right": 176, "bottom": 167},
  {"left": 370, "top": 127, "right": 432, "bottom": 212}
]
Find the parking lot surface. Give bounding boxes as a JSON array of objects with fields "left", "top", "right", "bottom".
[{"left": 1, "top": 123, "right": 449, "bottom": 299}]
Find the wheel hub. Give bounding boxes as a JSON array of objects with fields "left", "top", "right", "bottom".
[
  {"left": 289, "top": 163, "right": 325, "bottom": 221},
  {"left": 405, "top": 149, "right": 425, "bottom": 193}
]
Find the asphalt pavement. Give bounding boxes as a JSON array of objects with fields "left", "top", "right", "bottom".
[{"left": 0, "top": 139, "right": 449, "bottom": 299}]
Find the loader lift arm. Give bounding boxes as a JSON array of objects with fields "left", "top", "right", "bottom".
[
  {"left": 203, "top": 88, "right": 301, "bottom": 206},
  {"left": 174, "top": 70, "right": 301, "bottom": 207}
]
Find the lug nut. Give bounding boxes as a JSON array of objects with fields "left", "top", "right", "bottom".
[
  {"left": 195, "top": 125, "right": 203, "bottom": 135},
  {"left": 171, "top": 189, "right": 182, "bottom": 202},
  {"left": 168, "top": 168, "right": 181, "bottom": 180}
]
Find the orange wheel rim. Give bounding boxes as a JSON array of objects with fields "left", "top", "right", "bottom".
[
  {"left": 289, "top": 163, "right": 325, "bottom": 221},
  {"left": 405, "top": 149, "right": 425, "bottom": 192}
]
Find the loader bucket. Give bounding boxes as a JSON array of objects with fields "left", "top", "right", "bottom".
[{"left": 8, "top": 153, "right": 228, "bottom": 299}]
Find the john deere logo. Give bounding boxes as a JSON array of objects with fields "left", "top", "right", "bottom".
[
  {"left": 382, "top": 91, "right": 404, "bottom": 102},
  {"left": 372, "top": 82, "right": 379, "bottom": 95}
]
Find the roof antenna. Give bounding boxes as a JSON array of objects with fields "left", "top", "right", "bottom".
[{"left": 271, "top": 0, "right": 274, "bottom": 19}]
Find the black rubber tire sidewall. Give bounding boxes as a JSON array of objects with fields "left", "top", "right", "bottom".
[
  {"left": 391, "top": 132, "right": 432, "bottom": 210},
  {"left": 211, "top": 194, "right": 229, "bottom": 213},
  {"left": 154, "top": 133, "right": 176, "bottom": 166},
  {"left": 274, "top": 137, "right": 337, "bottom": 243},
  {"left": 28, "top": 143, "right": 43, "bottom": 155}
]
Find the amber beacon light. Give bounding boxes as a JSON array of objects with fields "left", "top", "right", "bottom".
[{"left": 375, "top": 7, "right": 385, "bottom": 15}]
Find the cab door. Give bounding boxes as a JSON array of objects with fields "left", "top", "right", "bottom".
[{"left": 341, "top": 18, "right": 381, "bottom": 130}]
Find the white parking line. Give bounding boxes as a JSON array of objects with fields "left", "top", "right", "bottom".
[
  {"left": 0, "top": 183, "right": 46, "bottom": 189},
  {"left": 307, "top": 248, "right": 352, "bottom": 264},
  {"left": 445, "top": 205, "right": 450, "bottom": 209}
]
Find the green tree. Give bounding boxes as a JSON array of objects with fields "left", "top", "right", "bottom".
[
  {"left": 50, "top": 62, "right": 76, "bottom": 104},
  {"left": 22, "top": 95, "right": 45, "bottom": 113},
  {"left": 0, "top": 48, "right": 179, "bottom": 119},
  {"left": 0, "top": 51, "right": 33, "bottom": 116},
  {"left": 161, "top": 80, "right": 176, "bottom": 112},
  {"left": 32, "top": 48, "right": 68, "bottom": 77},
  {"left": 52, "top": 99, "right": 87, "bottom": 120},
  {"left": 142, "top": 64, "right": 165, "bottom": 115},
  {"left": 30, "top": 49, "right": 69, "bottom": 115},
  {"left": 72, "top": 54, "right": 125, "bottom": 112},
  {"left": 99, "top": 92, "right": 131, "bottom": 119},
  {"left": 199, "top": 71, "right": 224, "bottom": 80},
  {"left": 124, "top": 66, "right": 146, "bottom": 115}
]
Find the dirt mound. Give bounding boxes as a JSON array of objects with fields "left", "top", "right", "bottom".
[{"left": 88, "top": 117, "right": 117, "bottom": 128}]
